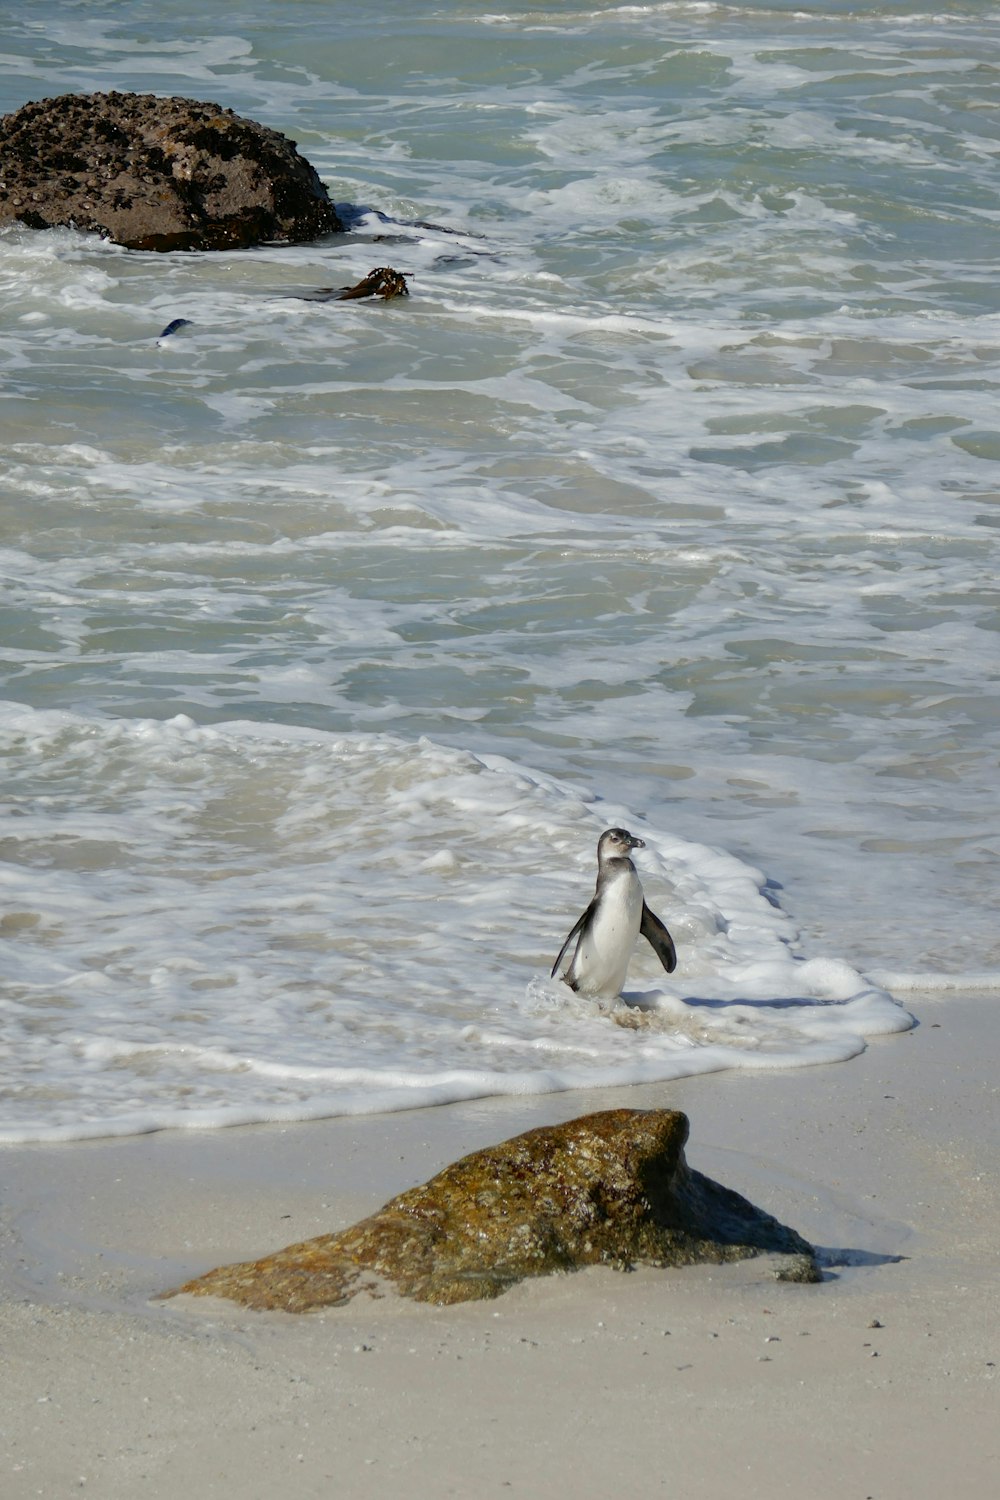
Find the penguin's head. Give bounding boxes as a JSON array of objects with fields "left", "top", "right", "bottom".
[{"left": 597, "top": 827, "right": 645, "bottom": 863}]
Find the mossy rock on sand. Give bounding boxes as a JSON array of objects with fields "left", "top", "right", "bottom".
[{"left": 168, "top": 1108, "right": 821, "bottom": 1312}]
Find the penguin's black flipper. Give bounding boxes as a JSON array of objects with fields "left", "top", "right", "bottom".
[
  {"left": 551, "top": 904, "right": 594, "bottom": 980},
  {"left": 640, "top": 902, "right": 677, "bottom": 974}
]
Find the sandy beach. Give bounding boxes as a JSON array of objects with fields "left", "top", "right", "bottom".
[{"left": 1, "top": 985, "right": 996, "bottom": 1499}]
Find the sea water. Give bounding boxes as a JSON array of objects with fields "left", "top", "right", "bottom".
[{"left": 1, "top": 1, "right": 997, "bottom": 1142}]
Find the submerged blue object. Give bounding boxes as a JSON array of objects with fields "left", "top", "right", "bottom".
[{"left": 157, "top": 317, "right": 192, "bottom": 339}]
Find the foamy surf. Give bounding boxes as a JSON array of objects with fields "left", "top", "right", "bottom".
[
  {"left": 0, "top": 706, "right": 911, "bottom": 1143},
  {"left": 866, "top": 971, "right": 1000, "bottom": 994}
]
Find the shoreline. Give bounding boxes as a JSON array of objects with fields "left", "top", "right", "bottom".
[{"left": 2, "top": 986, "right": 997, "bottom": 1498}]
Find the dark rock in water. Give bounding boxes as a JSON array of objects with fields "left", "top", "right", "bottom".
[
  {"left": 300, "top": 265, "right": 410, "bottom": 302},
  {"left": 154, "top": 266, "right": 408, "bottom": 337},
  {"left": 335, "top": 265, "right": 409, "bottom": 300},
  {"left": 166, "top": 1109, "right": 820, "bottom": 1312},
  {"left": 0, "top": 91, "right": 343, "bottom": 251}
]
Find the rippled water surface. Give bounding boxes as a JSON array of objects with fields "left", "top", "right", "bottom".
[{"left": 1, "top": 1, "right": 998, "bottom": 1138}]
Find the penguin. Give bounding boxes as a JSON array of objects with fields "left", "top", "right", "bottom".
[{"left": 551, "top": 827, "right": 677, "bottom": 999}]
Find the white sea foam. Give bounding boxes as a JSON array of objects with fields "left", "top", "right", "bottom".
[
  {"left": 0, "top": 706, "right": 913, "bottom": 1142},
  {"left": 867, "top": 971, "right": 1000, "bottom": 994}
]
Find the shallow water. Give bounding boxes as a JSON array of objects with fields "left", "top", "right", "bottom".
[{"left": 1, "top": 1, "right": 998, "bottom": 1140}]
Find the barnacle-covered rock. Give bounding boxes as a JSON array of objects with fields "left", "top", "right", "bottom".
[{"left": 0, "top": 91, "right": 342, "bottom": 250}]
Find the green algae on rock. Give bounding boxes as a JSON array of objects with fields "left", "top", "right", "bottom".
[{"left": 167, "top": 1109, "right": 820, "bottom": 1312}]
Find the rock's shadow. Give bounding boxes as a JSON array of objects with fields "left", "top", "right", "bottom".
[{"left": 816, "top": 1247, "right": 910, "bottom": 1273}]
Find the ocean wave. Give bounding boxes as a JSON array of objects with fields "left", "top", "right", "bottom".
[{"left": 0, "top": 707, "right": 911, "bottom": 1142}]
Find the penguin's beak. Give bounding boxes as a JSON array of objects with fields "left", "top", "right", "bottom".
[{"left": 630, "top": 835, "right": 646, "bottom": 850}]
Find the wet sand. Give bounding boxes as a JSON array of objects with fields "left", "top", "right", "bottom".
[{"left": 2, "top": 987, "right": 997, "bottom": 1498}]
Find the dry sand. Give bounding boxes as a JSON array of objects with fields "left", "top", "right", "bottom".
[{"left": 2, "top": 987, "right": 997, "bottom": 1499}]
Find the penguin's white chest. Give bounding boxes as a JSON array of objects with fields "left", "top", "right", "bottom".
[{"left": 571, "top": 869, "right": 643, "bottom": 998}]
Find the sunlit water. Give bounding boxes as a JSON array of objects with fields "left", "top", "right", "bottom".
[{"left": 1, "top": 1, "right": 998, "bottom": 1141}]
